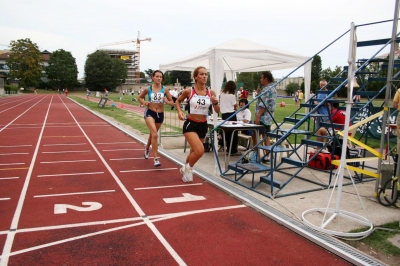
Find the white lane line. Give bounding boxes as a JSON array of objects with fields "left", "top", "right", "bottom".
[
  {"left": 0, "top": 163, "right": 25, "bottom": 166},
  {"left": 0, "top": 96, "right": 41, "bottom": 117},
  {"left": 110, "top": 157, "right": 153, "bottom": 160},
  {"left": 17, "top": 217, "right": 143, "bottom": 233},
  {"left": 34, "top": 189, "right": 115, "bottom": 198},
  {"left": 120, "top": 168, "right": 177, "bottom": 173},
  {"left": 2, "top": 204, "right": 244, "bottom": 262},
  {"left": 0, "top": 198, "right": 11, "bottom": 201},
  {"left": 97, "top": 142, "right": 137, "bottom": 144},
  {"left": 2, "top": 123, "right": 42, "bottom": 126},
  {"left": 40, "top": 159, "right": 96, "bottom": 164},
  {"left": 0, "top": 153, "right": 29, "bottom": 156},
  {"left": 135, "top": 183, "right": 203, "bottom": 190},
  {"left": 60, "top": 97, "right": 186, "bottom": 265},
  {"left": 5, "top": 127, "right": 42, "bottom": 129},
  {"left": 80, "top": 125, "right": 111, "bottom": 127},
  {"left": 1, "top": 92, "right": 50, "bottom": 266},
  {"left": 37, "top": 172, "right": 104, "bottom": 177},
  {"left": 102, "top": 149, "right": 142, "bottom": 151},
  {"left": 43, "top": 143, "right": 86, "bottom": 146},
  {"left": 42, "top": 150, "right": 91, "bottom": 154},
  {"left": 0, "top": 177, "right": 19, "bottom": 180},
  {"left": 0, "top": 145, "right": 32, "bottom": 148}
]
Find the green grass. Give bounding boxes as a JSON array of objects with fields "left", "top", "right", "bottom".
[
  {"left": 70, "top": 96, "right": 150, "bottom": 134},
  {"left": 71, "top": 92, "right": 387, "bottom": 148},
  {"left": 347, "top": 221, "right": 400, "bottom": 256}
]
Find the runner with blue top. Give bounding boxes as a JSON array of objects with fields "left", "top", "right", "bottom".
[{"left": 138, "top": 70, "right": 174, "bottom": 167}]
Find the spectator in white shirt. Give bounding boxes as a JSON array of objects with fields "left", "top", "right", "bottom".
[
  {"left": 236, "top": 98, "right": 251, "bottom": 123},
  {"left": 236, "top": 98, "right": 252, "bottom": 136},
  {"left": 220, "top": 81, "right": 240, "bottom": 155},
  {"left": 170, "top": 87, "right": 179, "bottom": 110}
]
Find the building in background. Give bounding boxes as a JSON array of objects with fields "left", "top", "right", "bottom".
[
  {"left": 0, "top": 49, "right": 50, "bottom": 85},
  {"left": 274, "top": 76, "right": 304, "bottom": 95}
]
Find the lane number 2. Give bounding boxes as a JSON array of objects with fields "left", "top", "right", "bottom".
[{"left": 54, "top": 202, "right": 102, "bottom": 214}]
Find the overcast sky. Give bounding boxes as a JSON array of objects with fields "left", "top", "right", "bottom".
[{"left": 0, "top": 0, "right": 397, "bottom": 80}]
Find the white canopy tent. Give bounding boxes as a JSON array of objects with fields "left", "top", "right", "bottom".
[
  {"left": 160, "top": 38, "right": 312, "bottom": 175},
  {"left": 160, "top": 38, "right": 312, "bottom": 100}
]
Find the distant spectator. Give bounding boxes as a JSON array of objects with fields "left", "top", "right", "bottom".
[
  {"left": 315, "top": 79, "right": 329, "bottom": 129},
  {"left": 86, "top": 88, "right": 90, "bottom": 100},
  {"left": 241, "top": 88, "right": 249, "bottom": 99},
  {"left": 170, "top": 87, "right": 179, "bottom": 110},
  {"left": 237, "top": 87, "right": 243, "bottom": 100},
  {"left": 220, "top": 80, "right": 240, "bottom": 155},
  {"left": 104, "top": 88, "right": 109, "bottom": 97},
  {"left": 294, "top": 90, "right": 299, "bottom": 107},
  {"left": 252, "top": 90, "right": 257, "bottom": 99},
  {"left": 298, "top": 90, "right": 304, "bottom": 103}
]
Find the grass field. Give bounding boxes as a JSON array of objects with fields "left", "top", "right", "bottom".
[{"left": 68, "top": 91, "right": 390, "bottom": 148}]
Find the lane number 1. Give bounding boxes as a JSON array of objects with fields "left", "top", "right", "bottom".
[{"left": 163, "top": 193, "right": 206, "bottom": 204}]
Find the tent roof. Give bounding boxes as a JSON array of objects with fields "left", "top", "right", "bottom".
[{"left": 160, "top": 38, "right": 309, "bottom": 73}]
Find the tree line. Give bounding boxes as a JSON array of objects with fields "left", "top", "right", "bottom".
[
  {"left": 4, "top": 38, "right": 394, "bottom": 96},
  {"left": 4, "top": 38, "right": 129, "bottom": 91}
]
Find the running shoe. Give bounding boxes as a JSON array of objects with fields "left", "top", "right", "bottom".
[
  {"left": 144, "top": 146, "right": 150, "bottom": 159},
  {"left": 154, "top": 157, "right": 161, "bottom": 167},
  {"left": 180, "top": 164, "right": 193, "bottom": 182},
  {"left": 180, "top": 166, "right": 187, "bottom": 182}
]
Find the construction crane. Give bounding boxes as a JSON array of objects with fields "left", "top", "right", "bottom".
[{"left": 99, "top": 32, "right": 151, "bottom": 84}]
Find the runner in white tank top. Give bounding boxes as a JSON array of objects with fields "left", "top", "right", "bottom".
[{"left": 175, "top": 66, "right": 220, "bottom": 182}]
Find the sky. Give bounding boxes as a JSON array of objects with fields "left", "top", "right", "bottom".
[{"left": 0, "top": 0, "right": 397, "bottom": 81}]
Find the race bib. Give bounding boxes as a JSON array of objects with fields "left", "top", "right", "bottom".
[{"left": 150, "top": 92, "right": 164, "bottom": 103}]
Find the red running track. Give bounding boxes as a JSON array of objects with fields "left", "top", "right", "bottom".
[{"left": 0, "top": 94, "right": 350, "bottom": 265}]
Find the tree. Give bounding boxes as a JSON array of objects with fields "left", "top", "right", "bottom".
[
  {"left": 46, "top": 49, "right": 78, "bottom": 90},
  {"left": 236, "top": 72, "right": 262, "bottom": 91},
  {"left": 320, "top": 65, "right": 342, "bottom": 82},
  {"left": 140, "top": 72, "right": 145, "bottom": 78},
  {"left": 110, "top": 58, "right": 128, "bottom": 88},
  {"left": 84, "top": 51, "right": 127, "bottom": 91},
  {"left": 285, "top": 82, "right": 300, "bottom": 96},
  {"left": 163, "top": 72, "right": 171, "bottom": 85},
  {"left": 7, "top": 38, "right": 43, "bottom": 88},
  {"left": 236, "top": 72, "right": 253, "bottom": 90},
  {"left": 169, "top": 71, "right": 192, "bottom": 86},
  {"left": 144, "top": 68, "right": 154, "bottom": 78},
  {"left": 320, "top": 67, "right": 332, "bottom": 82},
  {"left": 311, "top": 55, "right": 322, "bottom": 91}
]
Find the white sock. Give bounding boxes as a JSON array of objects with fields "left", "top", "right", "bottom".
[{"left": 186, "top": 163, "right": 192, "bottom": 170}]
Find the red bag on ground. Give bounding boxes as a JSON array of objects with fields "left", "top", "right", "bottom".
[{"left": 308, "top": 152, "right": 333, "bottom": 170}]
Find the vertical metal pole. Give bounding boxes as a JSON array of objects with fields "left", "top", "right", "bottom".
[
  {"left": 335, "top": 22, "right": 356, "bottom": 212},
  {"left": 375, "top": 0, "right": 400, "bottom": 194}
]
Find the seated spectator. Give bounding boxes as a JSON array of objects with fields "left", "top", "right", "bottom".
[
  {"left": 316, "top": 102, "right": 347, "bottom": 142},
  {"left": 236, "top": 98, "right": 252, "bottom": 135}
]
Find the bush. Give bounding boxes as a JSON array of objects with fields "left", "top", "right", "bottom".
[{"left": 4, "top": 84, "right": 19, "bottom": 93}]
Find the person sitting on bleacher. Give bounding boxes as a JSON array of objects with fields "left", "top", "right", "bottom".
[{"left": 316, "top": 102, "right": 347, "bottom": 142}]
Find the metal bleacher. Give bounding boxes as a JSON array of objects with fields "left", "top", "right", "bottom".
[{"left": 211, "top": 20, "right": 399, "bottom": 198}]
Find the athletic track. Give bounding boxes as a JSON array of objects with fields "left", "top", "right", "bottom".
[{"left": 0, "top": 94, "right": 350, "bottom": 265}]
